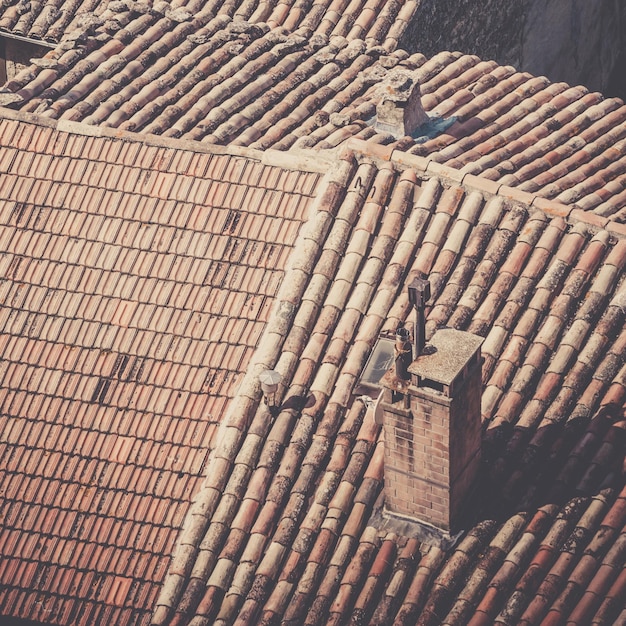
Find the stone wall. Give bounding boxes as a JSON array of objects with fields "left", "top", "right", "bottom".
[
  {"left": 0, "top": 36, "right": 51, "bottom": 84},
  {"left": 401, "top": 0, "right": 626, "bottom": 101}
]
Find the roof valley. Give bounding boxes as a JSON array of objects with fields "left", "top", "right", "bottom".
[
  {"left": 152, "top": 150, "right": 359, "bottom": 624},
  {"left": 153, "top": 155, "right": 453, "bottom": 624}
]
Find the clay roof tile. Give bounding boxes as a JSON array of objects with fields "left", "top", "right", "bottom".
[
  {"left": 3, "top": 34, "right": 626, "bottom": 620},
  {"left": 591, "top": 565, "right": 626, "bottom": 624}
]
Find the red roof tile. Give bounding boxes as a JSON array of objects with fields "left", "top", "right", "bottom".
[
  {"left": 3, "top": 13, "right": 626, "bottom": 220},
  {"left": 1, "top": 13, "right": 626, "bottom": 617},
  {"left": 133, "top": 140, "right": 626, "bottom": 626},
  {"left": 0, "top": 110, "right": 323, "bottom": 625}
]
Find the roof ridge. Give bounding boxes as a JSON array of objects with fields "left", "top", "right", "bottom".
[
  {"left": 343, "top": 137, "right": 626, "bottom": 239},
  {"left": 0, "top": 106, "right": 332, "bottom": 173},
  {"left": 42, "top": 96, "right": 624, "bottom": 192}
]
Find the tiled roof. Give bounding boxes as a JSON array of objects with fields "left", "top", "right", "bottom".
[
  {"left": 0, "top": 12, "right": 398, "bottom": 138},
  {"left": 0, "top": 0, "right": 109, "bottom": 43},
  {"left": 0, "top": 0, "right": 415, "bottom": 47},
  {"left": 2, "top": 12, "right": 626, "bottom": 222},
  {"left": 0, "top": 108, "right": 323, "bottom": 626},
  {"left": 151, "top": 144, "right": 626, "bottom": 626}
]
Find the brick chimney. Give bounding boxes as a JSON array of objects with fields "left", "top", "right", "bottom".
[
  {"left": 380, "top": 327, "right": 483, "bottom": 534},
  {"left": 374, "top": 69, "right": 428, "bottom": 138}
]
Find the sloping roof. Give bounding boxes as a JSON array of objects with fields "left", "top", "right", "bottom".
[
  {"left": 0, "top": 0, "right": 106, "bottom": 43},
  {"left": 0, "top": 13, "right": 398, "bottom": 137},
  {"left": 0, "top": 0, "right": 415, "bottom": 48},
  {"left": 0, "top": 108, "right": 324, "bottom": 626},
  {"left": 151, "top": 145, "right": 626, "bottom": 626},
  {"left": 2, "top": 12, "right": 626, "bottom": 222}
]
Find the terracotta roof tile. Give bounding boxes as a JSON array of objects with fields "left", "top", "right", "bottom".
[
  {"left": 0, "top": 112, "right": 325, "bottom": 626},
  {"left": 592, "top": 562, "right": 626, "bottom": 624},
  {"left": 3, "top": 9, "right": 626, "bottom": 217},
  {"left": 104, "top": 132, "right": 618, "bottom": 626},
  {"left": 2, "top": 35, "right": 626, "bottom": 618}
]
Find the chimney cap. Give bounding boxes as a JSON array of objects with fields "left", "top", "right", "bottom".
[
  {"left": 373, "top": 68, "right": 428, "bottom": 138},
  {"left": 408, "top": 328, "right": 483, "bottom": 390},
  {"left": 408, "top": 277, "right": 430, "bottom": 308}
]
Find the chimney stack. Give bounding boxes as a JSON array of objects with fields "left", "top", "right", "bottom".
[
  {"left": 374, "top": 70, "right": 429, "bottom": 138},
  {"left": 380, "top": 285, "right": 483, "bottom": 535}
]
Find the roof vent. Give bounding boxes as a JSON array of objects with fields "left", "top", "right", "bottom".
[
  {"left": 374, "top": 70, "right": 429, "bottom": 138},
  {"left": 259, "top": 369, "right": 282, "bottom": 409}
]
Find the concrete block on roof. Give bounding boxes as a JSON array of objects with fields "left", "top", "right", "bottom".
[{"left": 374, "top": 69, "right": 429, "bottom": 138}]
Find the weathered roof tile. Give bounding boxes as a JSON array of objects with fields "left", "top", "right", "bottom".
[
  {"left": 114, "top": 124, "right": 623, "bottom": 626},
  {"left": 0, "top": 111, "right": 328, "bottom": 625},
  {"left": 1, "top": 24, "right": 626, "bottom": 617},
  {"left": 3, "top": 9, "right": 626, "bottom": 216}
]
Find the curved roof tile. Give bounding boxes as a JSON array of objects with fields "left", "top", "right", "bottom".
[
  {"left": 0, "top": 109, "right": 325, "bottom": 626},
  {"left": 2, "top": 13, "right": 625, "bottom": 220},
  {"left": 0, "top": 8, "right": 625, "bottom": 609},
  {"left": 0, "top": 0, "right": 416, "bottom": 47},
  {"left": 141, "top": 140, "right": 625, "bottom": 626}
]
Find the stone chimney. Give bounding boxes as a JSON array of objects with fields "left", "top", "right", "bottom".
[
  {"left": 380, "top": 326, "right": 483, "bottom": 534},
  {"left": 374, "top": 69, "right": 428, "bottom": 138}
]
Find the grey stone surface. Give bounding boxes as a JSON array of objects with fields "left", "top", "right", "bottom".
[{"left": 401, "top": 0, "right": 626, "bottom": 100}]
